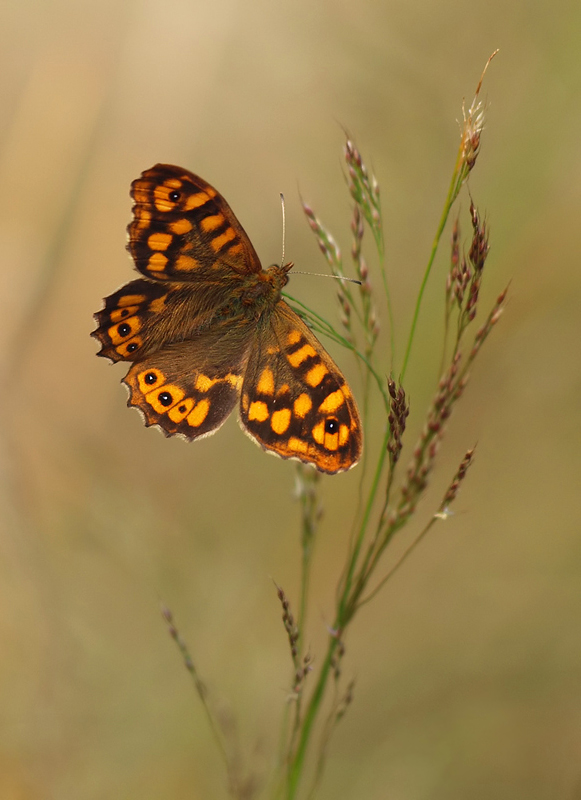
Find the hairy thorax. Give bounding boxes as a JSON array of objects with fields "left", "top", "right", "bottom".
[{"left": 229, "top": 264, "right": 290, "bottom": 321}]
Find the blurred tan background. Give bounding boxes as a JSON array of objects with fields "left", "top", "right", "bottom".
[{"left": 1, "top": 0, "right": 580, "bottom": 798}]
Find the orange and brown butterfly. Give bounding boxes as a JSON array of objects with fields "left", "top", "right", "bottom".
[{"left": 92, "top": 164, "right": 362, "bottom": 474}]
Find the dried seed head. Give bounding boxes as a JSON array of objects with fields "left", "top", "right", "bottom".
[
  {"left": 292, "top": 653, "right": 313, "bottom": 694},
  {"left": 301, "top": 199, "right": 343, "bottom": 273},
  {"left": 344, "top": 136, "right": 382, "bottom": 242},
  {"left": 468, "top": 203, "right": 489, "bottom": 275},
  {"left": 351, "top": 204, "right": 364, "bottom": 240},
  {"left": 469, "top": 283, "right": 509, "bottom": 360},
  {"left": 274, "top": 582, "right": 300, "bottom": 666},
  {"left": 439, "top": 447, "right": 476, "bottom": 511},
  {"left": 451, "top": 217, "right": 460, "bottom": 268},
  {"left": 358, "top": 259, "right": 369, "bottom": 284},
  {"left": 458, "top": 51, "right": 498, "bottom": 176},
  {"left": 336, "top": 679, "right": 356, "bottom": 723},
  {"left": 345, "top": 139, "right": 364, "bottom": 172},
  {"left": 462, "top": 100, "right": 485, "bottom": 171},
  {"left": 387, "top": 377, "right": 409, "bottom": 467}
]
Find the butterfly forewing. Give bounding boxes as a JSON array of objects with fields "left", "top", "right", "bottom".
[
  {"left": 239, "top": 302, "right": 362, "bottom": 474},
  {"left": 129, "top": 164, "right": 262, "bottom": 283}
]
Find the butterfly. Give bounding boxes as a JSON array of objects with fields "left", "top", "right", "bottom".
[{"left": 92, "top": 164, "right": 362, "bottom": 473}]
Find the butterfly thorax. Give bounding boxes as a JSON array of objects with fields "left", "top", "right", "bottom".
[{"left": 235, "top": 264, "right": 291, "bottom": 318}]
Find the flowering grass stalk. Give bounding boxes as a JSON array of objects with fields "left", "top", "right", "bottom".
[
  {"left": 401, "top": 49, "right": 498, "bottom": 379},
  {"left": 277, "top": 52, "right": 505, "bottom": 799},
  {"left": 166, "top": 54, "right": 505, "bottom": 800}
]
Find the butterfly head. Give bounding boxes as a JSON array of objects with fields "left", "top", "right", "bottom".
[{"left": 257, "top": 261, "right": 293, "bottom": 293}]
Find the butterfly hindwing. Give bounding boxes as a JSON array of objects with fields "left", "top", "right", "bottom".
[
  {"left": 122, "top": 323, "right": 254, "bottom": 440},
  {"left": 239, "top": 302, "right": 362, "bottom": 474},
  {"left": 129, "top": 164, "right": 262, "bottom": 283}
]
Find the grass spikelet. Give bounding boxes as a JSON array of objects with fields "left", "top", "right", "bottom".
[
  {"left": 274, "top": 582, "right": 300, "bottom": 669},
  {"left": 439, "top": 446, "right": 477, "bottom": 513}
]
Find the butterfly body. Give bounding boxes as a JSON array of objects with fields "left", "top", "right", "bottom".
[{"left": 93, "top": 165, "right": 362, "bottom": 473}]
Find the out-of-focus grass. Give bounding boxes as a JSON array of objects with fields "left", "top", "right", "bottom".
[{"left": 1, "top": 1, "right": 580, "bottom": 799}]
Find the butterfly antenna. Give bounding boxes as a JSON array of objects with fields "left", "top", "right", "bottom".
[
  {"left": 293, "top": 271, "right": 362, "bottom": 286},
  {"left": 279, "top": 192, "right": 287, "bottom": 269},
  {"left": 279, "top": 192, "right": 359, "bottom": 284}
]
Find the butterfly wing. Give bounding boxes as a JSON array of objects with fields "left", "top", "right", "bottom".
[
  {"left": 121, "top": 321, "right": 255, "bottom": 440},
  {"left": 128, "top": 164, "right": 262, "bottom": 283},
  {"left": 92, "top": 278, "right": 243, "bottom": 363},
  {"left": 239, "top": 302, "right": 362, "bottom": 474}
]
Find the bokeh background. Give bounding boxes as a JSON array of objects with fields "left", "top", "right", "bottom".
[{"left": 1, "top": 1, "right": 580, "bottom": 798}]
